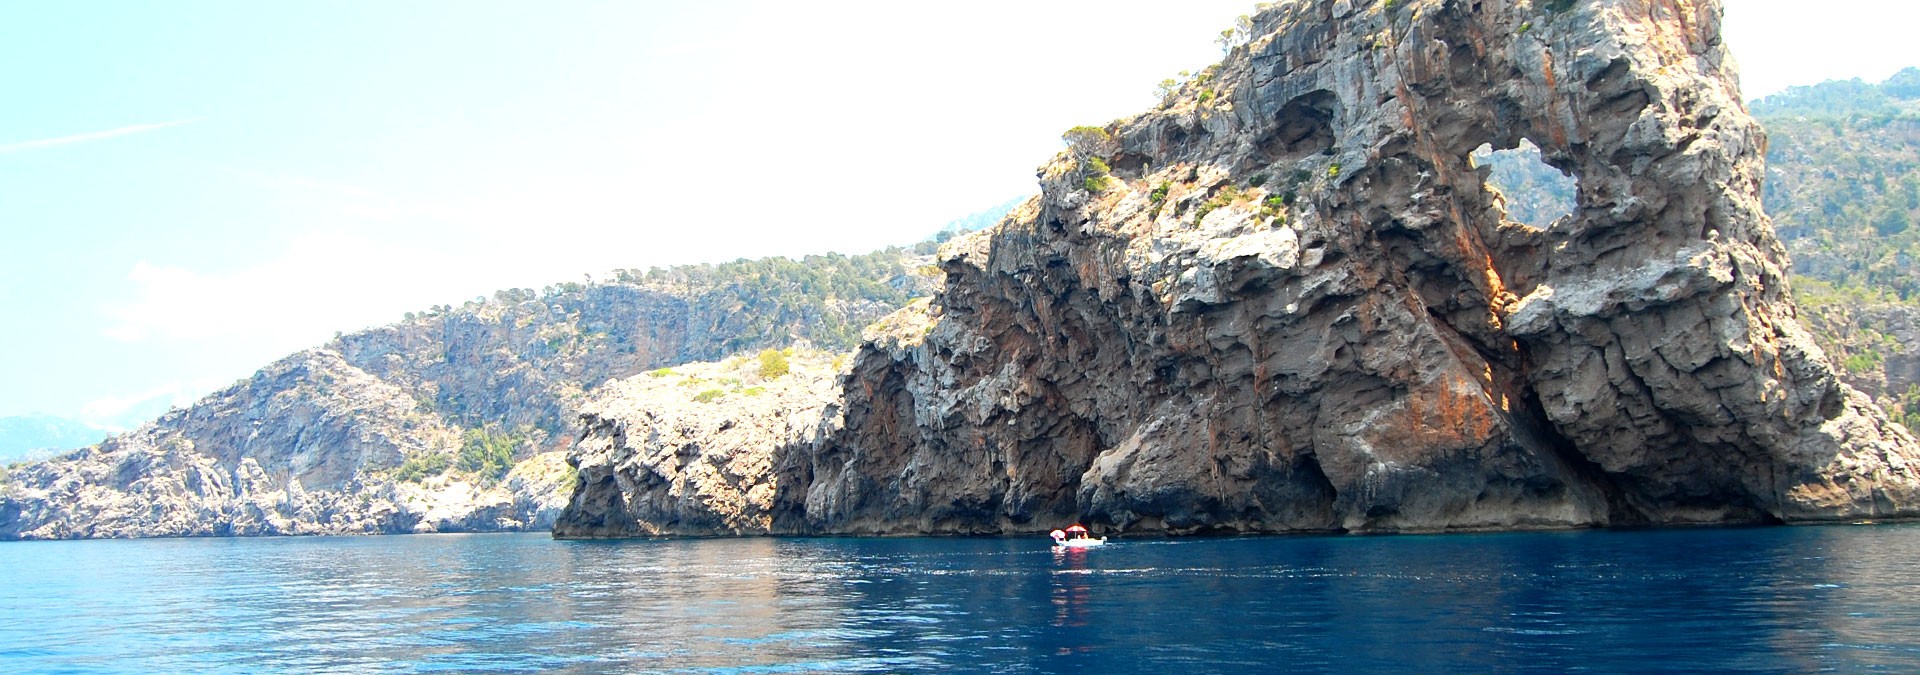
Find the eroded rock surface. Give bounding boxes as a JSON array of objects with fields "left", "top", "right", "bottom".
[
  {"left": 559, "top": 0, "right": 1920, "bottom": 538},
  {"left": 554, "top": 349, "right": 844, "bottom": 537}
]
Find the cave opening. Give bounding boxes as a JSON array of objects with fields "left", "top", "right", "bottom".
[
  {"left": 1257, "top": 90, "right": 1338, "bottom": 165},
  {"left": 1471, "top": 139, "right": 1577, "bottom": 229}
]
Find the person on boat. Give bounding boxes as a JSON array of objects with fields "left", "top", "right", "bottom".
[{"left": 1065, "top": 524, "right": 1090, "bottom": 541}]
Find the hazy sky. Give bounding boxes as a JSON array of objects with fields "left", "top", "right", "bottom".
[{"left": 1, "top": 1, "right": 1913, "bottom": 428}]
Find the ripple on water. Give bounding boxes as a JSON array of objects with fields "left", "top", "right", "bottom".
[{"left": 6, "top": 528, "right": 1920, "bottom": 671}]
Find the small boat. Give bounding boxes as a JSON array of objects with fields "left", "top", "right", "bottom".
[{"left": 1050, "top": 524, "right": 1106, "bottom": 548}]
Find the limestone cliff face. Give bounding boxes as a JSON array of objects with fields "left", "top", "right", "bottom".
[
  {"left": 0, "top": 350, "right": 575, "bottom": 539},
  {"left": 553, "top": 349, "right": 844, "bottom": 538},
  {"left": 2, "top": 254, "right": 933, "bottom": 540},
  {"left": 559, "top": 0, "right": 1920, "bottom": 538}
]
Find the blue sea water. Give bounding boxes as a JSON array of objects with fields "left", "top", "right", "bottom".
[{"left": 4, "top": 526, "right": 1920, "bottom": 673}]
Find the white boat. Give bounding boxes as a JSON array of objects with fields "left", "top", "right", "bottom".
[
  {"left": 1055, "top": 537, "right": 1107, "bottom": 548},
  {"left": 1049, "top": 525, "right": 1106, "bottom": 548}
]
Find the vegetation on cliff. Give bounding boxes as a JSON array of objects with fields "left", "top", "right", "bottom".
[
  {"left": 1732, "top": 70, "right": 1919, "bottom": 428},
  {"left": 1759, "top": 68, "right": 1920, "bottom": 299}
]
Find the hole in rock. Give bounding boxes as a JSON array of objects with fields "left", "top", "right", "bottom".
[
  {"left": 1257, "top": 90, "right": 1338, "bottom": 164},
  {"left": 1109, "top": 152, "right": 1151, "bottom": 176},
  {"left": 1471, "top": 139, "right": 1576, "bottom": 229}
]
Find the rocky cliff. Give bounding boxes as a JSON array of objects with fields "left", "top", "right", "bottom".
[
  {"left": 554, "top": 347, "right": 846, "bottom": 538},
  {"left": 1477, "top": 71, "right": 1920, "bottom": 429},
  {"left": 559, "top": 0, "right": 1920, "bottom": 538},
  {"left": 1795, "top": 292, "right": 1920, "bottom": 425},
  {"left": 1, "top": 250, "right": 936, "bottom": 539}
]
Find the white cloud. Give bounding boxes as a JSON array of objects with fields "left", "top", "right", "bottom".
[
  {"left": 0, "top": 118, "right": 200, "bottom": 155},
  {"left": 1722, "top": 0, "right": 1919, "bottom": 99}
]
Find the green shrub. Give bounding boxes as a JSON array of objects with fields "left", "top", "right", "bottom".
[
  {"left": 395, "top": 453, "right": 452, "bottom": 483},
  {"left": 1077, "top": 150, "right": 1115, "bottom": 194},
  {"left": 1155, "top": 78, "right": 1182, "bottom": 106},
  {"left": 1844, "top": 352, "right": 1883, "bottom": 374},
  {"left": 1063, "top": 125, "right": 1109, "bottom": 142},
  {"left": 693, "top": 389, "right": 726, "bottom": 403},
  {"left": 1194, "top": 203, "right": 1217, "bottom": 224},
  {"left": 1874, "top": 210, "right": 1911, "bottom": 236},
  {"left": 757, "top": 348, "right": 790, "bottom": 379},
  {"left": 457, "top": 427, "right": 519, "bottom": 484},
  {"left": 1062, "top": 125, "right": 1110, "bottom": 153},
  {"left": 1260, "top": 195, "right": 1289, "bottom": 221},
  {"left": 1192, "top": 186, "right": 1244, "bottom": 225},
  {"left": 1327, "top": 162, "right": 1342, "bottom": 179},
  {"left": 1214, "top": 16, "right": 1251, "bottom": 56},
  {"left": 1149, "top": 181, "right": 1172, "bottom": 204}
]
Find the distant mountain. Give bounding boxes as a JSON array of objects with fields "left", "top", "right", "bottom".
[
  {"left": 1749, "top": 67, "right": 1920, "bottom": 120},
  {"left": 922, "top": 197, "right": 1025, "bottom": 244},
  {"left": 87, "top": 396, "right": 191, "bottom": 436},
  {"left": 0, "top": 415, "right": 107, "bottom": 464}
]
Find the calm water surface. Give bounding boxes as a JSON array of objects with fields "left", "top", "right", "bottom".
[{"left": 5, "top": 525, "right": 1920, "bottom": 673}]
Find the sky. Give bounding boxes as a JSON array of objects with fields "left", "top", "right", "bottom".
[{"left": 0, "top": 1, "right": 1914, "bottom": 430}]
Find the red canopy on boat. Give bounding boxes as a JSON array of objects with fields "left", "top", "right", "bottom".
[{"left": 1066, "top": 525, "right": 1088, "bottom": 532}]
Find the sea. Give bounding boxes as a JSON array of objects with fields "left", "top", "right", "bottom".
[{"left": 4, "top": 525, "right": 1920, "bottom": 673}]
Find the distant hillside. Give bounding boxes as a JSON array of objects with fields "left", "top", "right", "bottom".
[
  {"left": 0, "top": 415, "right": 107, "bottom": 464},
  {"left": 1757, "top": 68, "right": 1920, "bottom": 299},
  {"left": 1756, "top": 69, "right": 1920, "bottom": 430},
  {"left": 921, "top": 197, "right": 1027, "bottom": 244},
  {"left": 0, "top": 234, "right": 996, "bottom": 538}
]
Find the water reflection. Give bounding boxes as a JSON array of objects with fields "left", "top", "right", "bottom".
[{"left": 1050, "top": 546, "right": 1093, "bottom": 631}]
